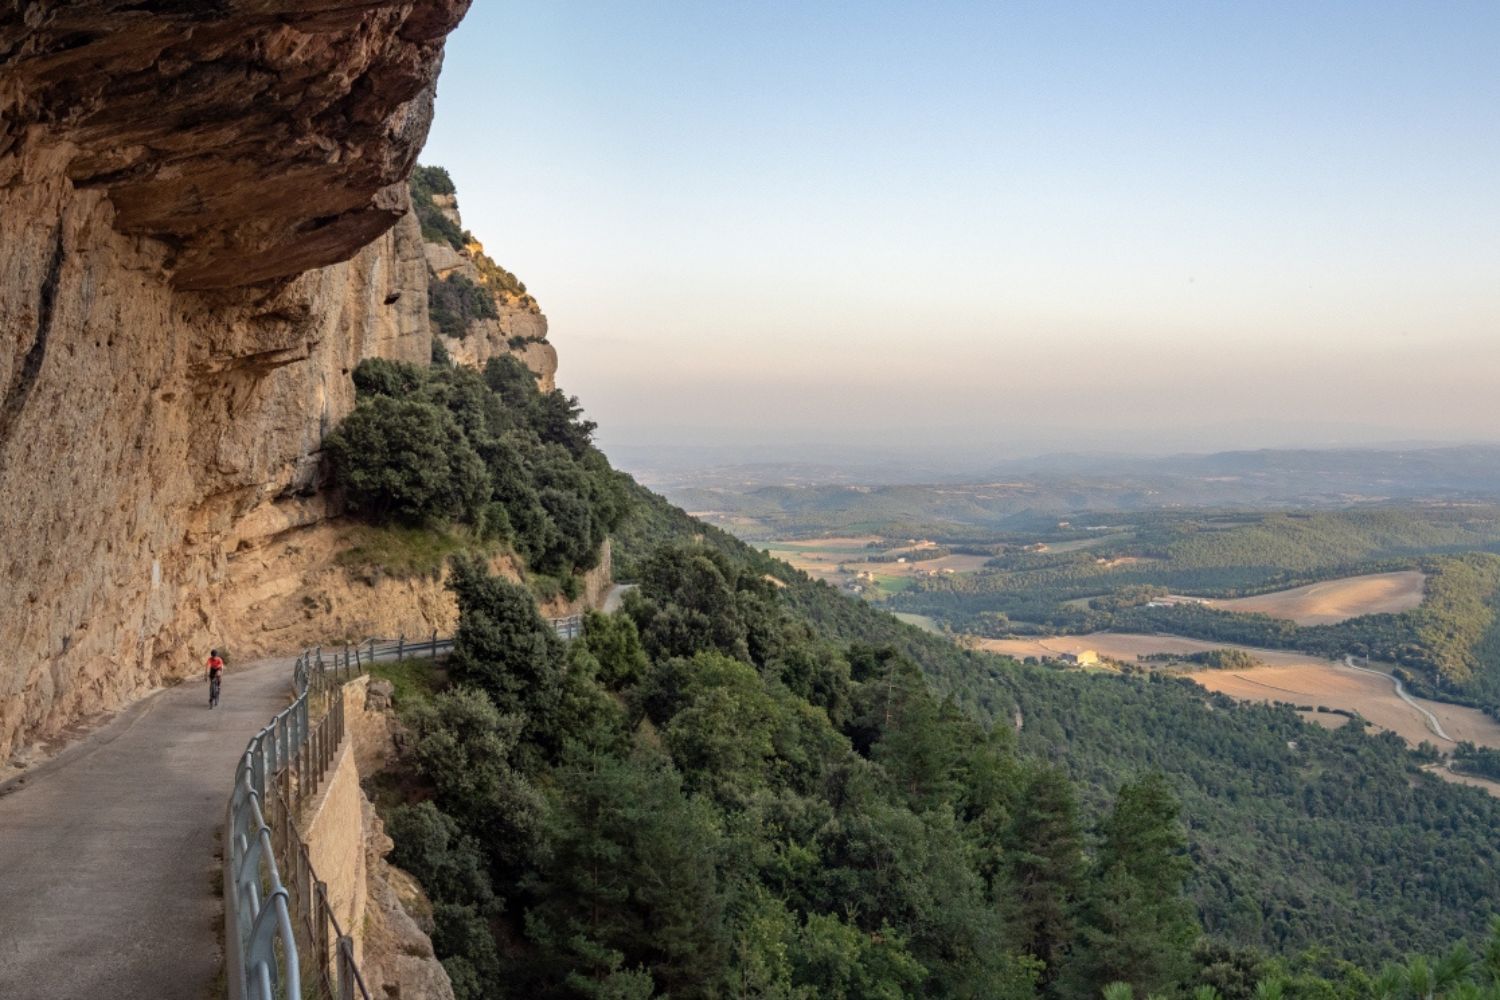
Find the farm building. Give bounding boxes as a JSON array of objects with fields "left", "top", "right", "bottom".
[{"left": 1060, "top": 650, "right": 1100, "bottom": 666}]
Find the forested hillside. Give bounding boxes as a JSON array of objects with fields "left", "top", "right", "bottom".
[
  {"left": 612, "top": 488, "right": 1500, "bottom": 965},
  {"left": 329, "top": 358, "right": 1500, "bottom": 995},
  {"left": 1106, "top": 553, "right": 1500, "bottom": 706}
]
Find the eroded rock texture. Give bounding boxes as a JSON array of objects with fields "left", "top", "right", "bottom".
[
  {"left": 421, "top": 191, "right": 558, "bottom": 389},
  {"left": 0, "top": 3, "right": 471, "bottom": 761},
  {"left": 1, "top": 0, "right": 471, "bottom": 288}
]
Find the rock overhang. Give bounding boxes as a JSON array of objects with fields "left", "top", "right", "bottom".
[{"left": 0, "top": 0, "right": 472, "bottom": 288}]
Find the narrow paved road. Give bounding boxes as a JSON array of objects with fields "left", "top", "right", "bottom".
[
  {"left": 602, "top": 582, "right": 637, "bottom": 614},
  {"left": 1341, "top": 654, "right": 1455, "bottom": 743},
  {"left": 0, "top": 657, "right": 294, "bottom": 999}
]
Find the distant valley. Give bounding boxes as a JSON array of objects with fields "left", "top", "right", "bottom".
[{"left": 709, "top": 456, "right": 1500, "bottom": 797}]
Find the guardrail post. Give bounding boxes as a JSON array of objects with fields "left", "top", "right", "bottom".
[
  {"left": 263, "top": 726, "right": 276, "bottom": 779},
  {"left": 316, "top": 879, "right": 332, "bottom": 977},
  {"left": 251, "top": 743, "right": 266, "bottom": 801},
  {"left": 432, "top": 630, "right": 438, "bottom": 656},
  {"left": 397, "top": 634, "right": 404, "bottom": 660},
  {"left": 368, "top": 637, "right": 375, "bottom": 665},
  {"left": 300, "top": 844, "right": 313, "bottom": 931},
  {"left": 314, "top": 722, "right": 322, "bottom": 789},
  {"left": 281, "top": 767, "right": 294, "bottom": 869},
  {"left": 338, "top": 936, "right": 358, "bottom": 1000}
]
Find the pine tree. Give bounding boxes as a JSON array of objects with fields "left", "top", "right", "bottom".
[
  {"left": 1003, "top": 764, "right": 1084, "bottom": 994},
  {"left": 1069, "top": 773, "right": 1198, "bottom": 998},
  {"left": 523, "top": 748, "right": 729, "bottom": 999}
]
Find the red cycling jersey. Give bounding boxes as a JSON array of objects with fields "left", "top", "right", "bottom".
[{"left": 206, "top": 656, "right": 224, "bottom": 678}]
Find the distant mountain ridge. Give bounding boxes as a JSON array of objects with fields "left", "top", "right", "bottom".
[{"left": 652, "top": 444, "right": 1500, "bottom": 537}]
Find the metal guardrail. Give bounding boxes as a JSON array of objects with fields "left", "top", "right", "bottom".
[{"left": 224, "top": 615, "right": 584, "bottom": 1000}]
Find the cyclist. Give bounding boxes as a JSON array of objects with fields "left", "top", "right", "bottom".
[{"left": 206, "top": 648, "right": 224, "bottom": 708}]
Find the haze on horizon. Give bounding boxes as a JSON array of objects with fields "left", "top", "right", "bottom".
[{"left": 422, "top": 2, "right": 1500, "bottom": 471}]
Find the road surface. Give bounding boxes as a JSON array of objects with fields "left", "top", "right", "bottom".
[
  {"left": 0, "top": 657, "right": 294, "bottom": 999},
  {"left": 602, "top": 583, "right": 636, "bottom": 614},
  {"left": 1341, "top": 655, "right": 1455, "bottom": 743}
]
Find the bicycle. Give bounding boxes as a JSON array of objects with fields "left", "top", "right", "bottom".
[{"left": 209, "top": 673, "right": 221, "bottom": 709}]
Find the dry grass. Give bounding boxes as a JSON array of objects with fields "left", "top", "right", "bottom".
[
  {"left": 334, "top": 523, "right": 496, "bottom": 580},
  {"left": 1202, "top": 663, "right": 1500, "bottom": 748},
  {"left": 764, "top": 537, "right": 989, "bottom": 589},
  {"left": 839, "top": 553, "right": 991, "bottom": 578},
  {"left": 1202, "top": 570, "right": 1426, "bottom": 625},
  {"left": 774, "top": 536, "right": 885, "bottom": 549},
  {"left": 1428, "top": 765, "right": 1500, "bottom": 797},
  {"left": 977, "top": 631, "right": 1333, "bottom": 668},
  {"left": 978, "top": 630, "right": 1500, "bottom": 751}
]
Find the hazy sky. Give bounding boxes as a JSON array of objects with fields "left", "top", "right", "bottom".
[{"left": 422, "top": 2, "right": 1500, "bottom": 465}]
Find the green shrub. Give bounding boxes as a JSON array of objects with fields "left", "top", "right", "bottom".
[
  {"left": 412, "top": 164, "right": 456, "bottom": 196},
  {"left": 433, "top": 903, "right": 502, "bottom": 1000},
  {"left": 386, "top": 802, "right": 497, "bottom": 912},
  {"left": 324, "top": 396, "right": 489, "bottom": 527},
  {"left": 447, "top": 560, "right": 566, "bottom": 731},
  {"left": 352, "top": 356, "right": 426, "bottom": 397},
  {"left": 328, "top": 356, "right": 627, "bottom": 579},
  {"left": 403, "top": 684, "right": 543, "bottom": 869},
  {"left": 471, "top": 245, "right": 528, "bottom": 297},
  {"left": 428, "top": 272, "right": 498, "bottom": 339},
  {"left": 411, "top": 165, "right": 465, "bottom": 250}
]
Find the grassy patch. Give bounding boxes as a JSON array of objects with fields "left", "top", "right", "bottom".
[
  {"left": 367, "top": 656, "right": 447, "bottom": 709},
  {"left": 872, "top": 574, "right": 915, "bottom": 596},
  {"left": 335, "top": 524, "right": 496, "bottom": 580}
]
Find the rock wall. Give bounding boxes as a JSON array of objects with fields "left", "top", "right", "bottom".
[
  {"left": 300, "top": 739, "right": 370, "bottom": 966},
  {"left": 0, "top": 154, "right": 436, "bottom": 760},
  {"left": 0, "top": 3, "right": 470, "bottom": 761},
  {"left": 1, "top": 1, "right": 472, "bottom": 288},
  {"left": 421, "top": 198, "right": 558, "bottom": 390},
  {"left": 0, "top": 0, "right": 595, "bottom": 771},
  {"left": 361, "top": 801, "right": 458, "bottom": 1000},
  {"left": 320, "top": 673, "right": 455, "bottom": 999}
]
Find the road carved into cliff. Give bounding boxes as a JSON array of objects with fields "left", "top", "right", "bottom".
[{"left": 0, "top": 657, "right": 294, "bottom": 1000}]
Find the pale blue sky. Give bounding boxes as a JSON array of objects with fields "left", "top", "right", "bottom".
[{"left": 422, "top": 2, "right": 1500, "bottom": 463}]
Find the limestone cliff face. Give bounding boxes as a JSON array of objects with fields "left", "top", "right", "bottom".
[
  {"left": 1, "top": 0, "right": 471, "bottom": 288},
  {"left": 420, "top": 191, "right": 558, "bottom": 390},
  {"left": 0, "top": 4, "right": 475, "bottom": 761}
]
